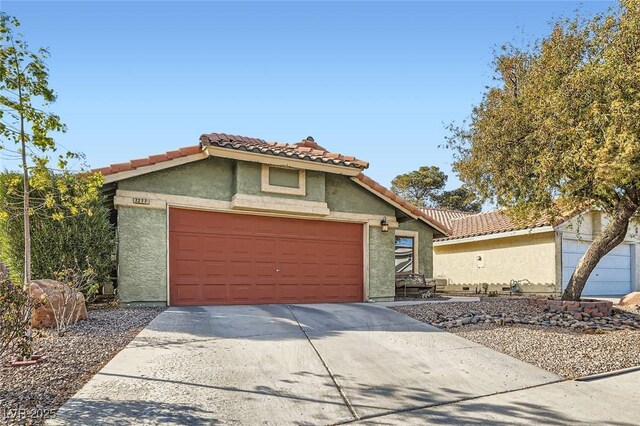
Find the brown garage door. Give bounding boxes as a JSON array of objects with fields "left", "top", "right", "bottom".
[{"left": 169, "top": 208, "right": 363, "bottom": 306}]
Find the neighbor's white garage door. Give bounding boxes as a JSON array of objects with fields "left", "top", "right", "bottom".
[{"left": 562, "top": 239, "right": 632, "bottom": 296}]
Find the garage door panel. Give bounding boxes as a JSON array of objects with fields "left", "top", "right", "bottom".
[
  {"left": 577, "top": 268, "right": 631, "bottom": 283},
  {"left": 254, "top": 261, "right": 278, "bottom": 279},
  {"left": 202, "top": 283, "right": 228, "bottom": 299},
  {"left": 562, "top": 238, "right": 631, "bottom": 296},
  {"left": 201, "top": 235, "right": 227, "bottom": 253},
  {"left": 342, "top": 264, "right": 362, "bottom": 278},
  {"left": 169, "top": 208, "right": 363, "bottom": 306},
  {"left": 172, "top": 259, "right": 199, "bottom": 277},
  {"left": 254, "top": 238, "right": 278, "bottom": 257},
  {"left": 321, "top": 264, "right": 340, "bottom": 278},
  {"left": 563, "top": 253, "right": 631, "bottom": 269}
]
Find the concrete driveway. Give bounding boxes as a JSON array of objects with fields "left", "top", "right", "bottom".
[{"left": 52, "top": 303, "right": 561, "bottom": 425}]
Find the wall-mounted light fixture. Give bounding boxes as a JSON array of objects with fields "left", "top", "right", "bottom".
[{"left": 380, "top": 216, "right": 389, "bottom": 232}]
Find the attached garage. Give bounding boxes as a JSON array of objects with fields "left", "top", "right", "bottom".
[
  {"left": 432, "top": 208, "right": 639, "bottom": 297},
  {"left": 562, "top": 239, "right": 633, "bottom": 296},
  {"left": 97, "top": 133, "right": 449, "bottom": 306},
  {"left": 169, "top": 208, "right": 363, "bottom": 305}
]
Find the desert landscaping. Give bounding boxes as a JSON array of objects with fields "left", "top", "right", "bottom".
[
  {"left": 0, "top": 304, "right": 163, "bottom": 425},
  {"left": 394, "top": 297, "right": 640, "bottom": 379}
]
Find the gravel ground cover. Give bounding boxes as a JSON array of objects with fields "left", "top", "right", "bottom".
[
  {"left": 393, "top": 297, "right": 640, "bottom": 379},
  {"left": 0, "top": 305, "right": 164, "bottom": 425},
  {"left": 453, "top": 324, "right": 640, "bottom": 379},
  {"left": 394, "top": 297, "right": 640, "bottom": 331}
]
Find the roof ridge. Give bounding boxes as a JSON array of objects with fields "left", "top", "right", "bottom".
[{"left": 200, "top": 132, "right": 369, "bottom": 169}]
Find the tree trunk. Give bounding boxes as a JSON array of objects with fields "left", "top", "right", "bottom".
[
  {"left": 561, "top": 200, "right": 638, "bottom": 301},
  {"left": 17, "top": 70, "right": 33, "bottom": 359},
  {"left": 10, "top": 36, "right": 31, "bottom": 285},
  {"left": 21, "top": 135, "right": 30, "bottom": 285}
]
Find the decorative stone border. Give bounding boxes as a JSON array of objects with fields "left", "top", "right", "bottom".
[{"left": 531, "top": 298, "right": 613, "bottom": 317}]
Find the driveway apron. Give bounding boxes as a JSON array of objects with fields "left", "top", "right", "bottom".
[{"left": 51, "top": 303, "right": 560, "bottom": 425}]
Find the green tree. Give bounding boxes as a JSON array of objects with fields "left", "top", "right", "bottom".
[
  {"left": 0, "top": 13, "right": 75, "bottom": 285},
  {"left": 391, "top": 166, "right": 447, "bottom": 206},
  {"left": 391, "top": 166, "right": 481, "bottom": 212},
  {"left": 446, "top": 0, "right": 640, "bottom": 300},
  {"left": 435, "top": 187, "right": 482, "bottom": 213},
  {"left": 0, "top": 14, "right": 103, "bottom": 359}
]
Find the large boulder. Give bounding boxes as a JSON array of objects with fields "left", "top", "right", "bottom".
[
  {"left": 29, "top": 279, "right": 87, "bottom": 329},
  {"left": 619, "top": 292, "right": 640, "bottom": 307}
]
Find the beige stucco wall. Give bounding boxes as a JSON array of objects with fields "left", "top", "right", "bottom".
[{"left": 433, "top": 231, "right": 558, "bottom": 294}]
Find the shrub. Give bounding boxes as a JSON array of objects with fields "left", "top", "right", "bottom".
[
  {"left": 45, "top": 264, "right": 97, "bottom": 335},
  {"left": 0, "top": 171, "right": 115, "bottom": 297},
  {"left": 0, "top": 262, "right": 33, "bottom": 360}
]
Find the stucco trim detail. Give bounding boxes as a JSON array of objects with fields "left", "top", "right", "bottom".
[
  {"left": 103, "top": 152, "right": 207, "bottom": 184},
  {"left": 433, "top": 226, "right": 555, "bottom": 246},
  {"left": 114, "top": 190, "right": 399, "bottom": 227},
  {"left": 260, "top": 164, "right": 306, "bottom": 196},
  {"left": 204, "top": 146, "right": 362, "bottom": 176},
  {"left": 395, "top": 229, "right": 419, "bottom": 273},
  {"left": 231, "top": 193, "right": 330, "bottom": 216}
]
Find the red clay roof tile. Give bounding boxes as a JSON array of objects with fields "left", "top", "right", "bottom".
[
  {"left": 433, "top": 209, "right": 554, "bottom": 241},
  {"left": 199, "top": 133, "right": 369, "bottom": 169},
  {"left": 93, "top": 145, "right": 203, "bottom": 177}
]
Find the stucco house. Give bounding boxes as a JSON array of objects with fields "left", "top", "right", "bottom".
[
  {"left": 96, "top": 133, "right": 449, "bottom": 306},
  {"left": 426, "top": 208, "right": 640, "bottom": 297}
]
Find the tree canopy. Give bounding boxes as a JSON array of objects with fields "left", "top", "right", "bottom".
[
  {"left": 446, "top": 0, "right": 640, "bottom": 300},
  {"left": 435, "top": 187, "right": 483, "bottom": 213},
  {"left": 391, "top": 165, "right": 481, "bottom": 212}
]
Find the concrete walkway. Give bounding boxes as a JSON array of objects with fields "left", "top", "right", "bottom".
[{"left": 51, "top": 303, "right": 560, "bottom": 425}]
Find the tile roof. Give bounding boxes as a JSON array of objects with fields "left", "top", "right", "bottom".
[
  {"left": 200, "top": 133, "right": 369, "bottom": 169},
  {"left": 92, "top": 133, "right": 450, "bottom": 235},
  {"left": 418, "top": 207, "right": 476, "bottom": 229},
  {"left": 353, "top": 174, "right": 451, "bottom": 236},
  {"left": 93, "top": 145, "right": 203, "bottom": 177},
  {"left": 435, "top": 209, "right": 553, "bottom": 241}
]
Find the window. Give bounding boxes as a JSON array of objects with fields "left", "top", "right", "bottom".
[
  {"left": 261, "top": 165, "right": 306, "bottom": 196},
  {"left": 395, "top": 236, "right": 415, "bottom": 273}
]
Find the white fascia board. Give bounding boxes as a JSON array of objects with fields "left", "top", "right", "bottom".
[{"left": 433, "top": 225, "right": 555, "bottom": 246}]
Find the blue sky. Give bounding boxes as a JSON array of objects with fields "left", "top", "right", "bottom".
[{"left": 1, "top": 1, "right": 613, "bottom": 189}]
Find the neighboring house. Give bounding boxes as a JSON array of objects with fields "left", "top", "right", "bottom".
[
  {"left": 425, "top": 207, "right": 640, "bottom": 297},
  {"left": 96, "top": 133, "right": 449, "bottom": 306}
]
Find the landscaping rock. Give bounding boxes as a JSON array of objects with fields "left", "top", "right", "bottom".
[
  {"left": 29, "top": 280, "right": 88, "bottom": 329},
  {"left": 619, "top": 292, "right": 640, "bottom": 307},
  {"left": 392, "top": 297, "right": 640, "bottom": 333}
]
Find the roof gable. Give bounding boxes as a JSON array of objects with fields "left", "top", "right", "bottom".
[{"left": 92, "top": 132, "right": 449, "bottom": 236}]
